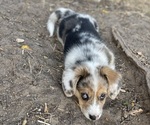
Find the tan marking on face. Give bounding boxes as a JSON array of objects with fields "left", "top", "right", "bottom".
[
  {"left": 77, "top": 87, "right": 94, "bottom": 110},
  {"left": 96, "top": 83, "right": 108, "bottom": 106},
  {"left": 75, "top": 76, "right": 94, "bottom": 111},
  {"left": 74, "top": 66, "right": 90, "bottom": 78}
]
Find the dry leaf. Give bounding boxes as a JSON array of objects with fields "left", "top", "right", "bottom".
[
  {"left": 102, "top": 9, "right": 109, "bottom": 14},
  {"left": 21, "top": 45, "right": 32, "bottom": 50},
  {"left": 131, "top": 102, "right": 135, "bottom": 107}
]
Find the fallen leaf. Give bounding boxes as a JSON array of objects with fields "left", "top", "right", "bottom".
[
  {"left": 102, "top": 9, "right": 109, "bottom": 14},
  {"left": 21, "top": 45, "right": 32, "bottom": 50},
  {"left": 131, "top": 102, "right": 135, "bottom": 107}
]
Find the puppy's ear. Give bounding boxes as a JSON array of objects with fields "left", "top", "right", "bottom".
[
  {"left": 62, "top": 66, "right": 89, "bottom": 97},
  {"left": 73, "top": 66, "right": 89, "bottom": 90},
  {"left": 102, "top": 45, "right": 115, "bottom": 70},
  {"left": 100, "top": 66, "right": 122, "bottom": 100}
]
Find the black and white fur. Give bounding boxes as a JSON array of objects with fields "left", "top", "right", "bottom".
[{"left": 47, "top": 8, "right": 121, "bottom": 120}]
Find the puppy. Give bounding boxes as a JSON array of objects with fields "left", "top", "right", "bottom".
[{"left": 47, "top": 8, "right": 122, "bottom": 121}]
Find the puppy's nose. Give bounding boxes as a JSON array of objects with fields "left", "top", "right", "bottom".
[{"left": 89, "top": 115, "right": 96, "bottom": 120}]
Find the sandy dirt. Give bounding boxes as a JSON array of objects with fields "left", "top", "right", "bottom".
[{"left": 0, "top": 0, "right": 150, "bottom": 125}]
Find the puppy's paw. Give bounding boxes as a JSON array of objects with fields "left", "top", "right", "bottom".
[
  {"left": 64, "top": 90, "right": 74, "bottom": 97},
  {"left": 108, "top": 84, "right": 121, "bottom": 100},
  {"left": 62, "top": 83, "right": 74, "bottom": 97}
]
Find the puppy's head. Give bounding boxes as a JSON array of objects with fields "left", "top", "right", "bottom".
[{"left": 72, "top": 66, "right": 122, "bottom": 121}]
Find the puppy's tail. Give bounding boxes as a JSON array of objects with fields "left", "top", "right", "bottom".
[{"left": 47, "top": 8, "right": 74, "bottom": 37}]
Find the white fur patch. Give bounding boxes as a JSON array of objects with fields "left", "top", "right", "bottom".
[
  {"left": 62, "top": 69, "right": 75, "bottom": 97},
  {"left": 108, "top": 78, "right": 121, "bottom": 100},
  {"left": 72, "top": 24, "right": 81, "bottom": 32},
  {"left": 64, "top": 43, "right": 113, "bottom": 69}
]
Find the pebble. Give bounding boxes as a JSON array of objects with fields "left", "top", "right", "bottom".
[{"left": 16, "top": 38, "right": 24, "bottom": 43}]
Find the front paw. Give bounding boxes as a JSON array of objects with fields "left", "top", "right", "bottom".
[
  {"left": 62, "top": 83, "right": 74, "bottom": 97},
  {"left": 64, "top": 90, "right": 74, "bottom": 97}
]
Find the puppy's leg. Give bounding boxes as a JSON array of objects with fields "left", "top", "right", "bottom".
[{"left": 62, "top": 69, "right": 75, "bottom": 97}]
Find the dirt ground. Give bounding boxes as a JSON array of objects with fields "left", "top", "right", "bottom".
[{"left": 0, "top": 0, "right": 150, "bottom": 125}]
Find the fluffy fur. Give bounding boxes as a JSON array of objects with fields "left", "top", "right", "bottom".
[{"left": 47, "top": 8, "right": 122, "bottom": 121}]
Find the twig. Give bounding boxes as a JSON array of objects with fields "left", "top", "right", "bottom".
[
  {"left": 35, "top": 115, "right": 45, "bottom": 120},
  {"left": 28, "top": 58, "right": 32, "bottom": 73},
  {"left": 22, "top": 118, "right": 27, "bottom": 125},
  {"left": 44, "top": 103, "right": 49, "bottom": 113},
  {"left": 27, "top": 51, "right": 34, "bottom": 59},
  {"left": 37, "top": 120, "right": 51, "bottom": 125},
  {"left": 53, "top": 44, "right": 56, "bottom": 51}
]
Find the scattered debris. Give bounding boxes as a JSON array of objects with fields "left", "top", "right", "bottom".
[
  {"left": 124, "top": 108, "right": 143, "bottom": 118},
  {"left": 129, "top": 108, "right": 143, "bottom": 116}
]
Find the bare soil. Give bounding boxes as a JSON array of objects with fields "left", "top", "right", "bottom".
[{"left": 0, "top": 0, "right": 150, "bottom": 125}]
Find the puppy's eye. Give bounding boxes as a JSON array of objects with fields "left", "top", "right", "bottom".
[
  {"left": 99, "top": 93, "right": 106, "bottom": 101},
  {"left": 81, "top": 93, "right": 89, "bottom": 101}
]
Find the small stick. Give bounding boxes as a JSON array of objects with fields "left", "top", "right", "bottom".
[
  {"left": 37, "top": 120, "right": 51, "bottom": 125},
  {"left": 28, "top": 58, "right": 32, "bottom": 73},
  {"left": 44, "top": 103, "right": 49, "bottom": 113},
  {"left": 22, "top": 118, "right": 27, "bottom": 125}
]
